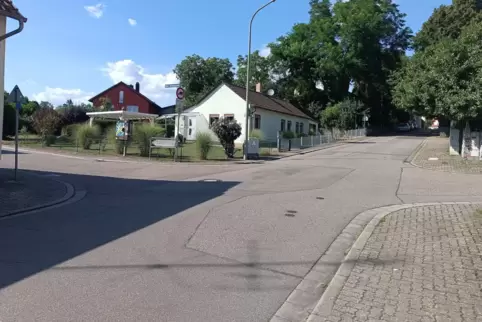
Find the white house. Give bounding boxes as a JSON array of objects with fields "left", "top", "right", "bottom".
[
  {"left": 167, "top": 83, "right": 317, "bottom": 144},
  {"left": 0, "top": 1, "right": 26, "bottom": 159}
]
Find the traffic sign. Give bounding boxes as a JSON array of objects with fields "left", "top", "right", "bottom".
[
  {"left": 165, "top": 83, "right": 180, "bottom": 88},
  {"left": 7, "top": 85, "right": 24, "bottom": 181},
  {"left": 176, "top": 87, "right": 185, "bottom": 100},
  {"left": 7, "top": 85, "right": 24, "bottom": 104},
  {"left": 175, "top": 98, "right": 184, "bottom": 113}
]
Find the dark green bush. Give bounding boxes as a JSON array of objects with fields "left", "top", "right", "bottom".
[
  {"left": 44, "top": 135, "right": 56, "bottom": 146},
  {"left": 282, "top": 131, "right": 295, "bottom": 139},
  {"left": 210, "top": 117, "right": 242, "bottom": 158}
]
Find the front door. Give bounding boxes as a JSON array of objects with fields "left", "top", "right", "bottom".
[{"left": 187, "top": 117, "right": 196, "bottom": 140}]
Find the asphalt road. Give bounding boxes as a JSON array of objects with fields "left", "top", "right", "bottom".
[{"left": 1, "top": 135, "right": 482, "bottom": 322}]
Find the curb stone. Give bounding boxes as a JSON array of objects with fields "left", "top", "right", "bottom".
[
  {"left": 0, "top": 170, "right": 76, "bottom": 219},
  {"left": 305, "top": 202, "right": 482, "bottom": 322},
  {"left": 403, "top": 138, "right": 427, "bottom": 164}
]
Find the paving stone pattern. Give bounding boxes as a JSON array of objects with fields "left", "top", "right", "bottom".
[
  {"left": 412, "top": 137, "right": 482, "bottom": 174},
  {"left": 323, "top": 204, "right": 482, "bottom": 322},
  {"left": 0, "top": 169, "right": 67, "bottom": 217}
]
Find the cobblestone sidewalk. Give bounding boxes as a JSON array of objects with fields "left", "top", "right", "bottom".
[
  {"left": 0, "top": 168, "right": 68, "bottom": 217},
  {"left": 412, "top": 137, "right": 482, "bottom": 174},
  {"left": 312, "top": 204, "right": 482, "bottom": 322}
]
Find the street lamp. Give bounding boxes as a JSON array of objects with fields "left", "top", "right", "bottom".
[{"left": 244, "top": 0, "right": 276, "bottom": 160}]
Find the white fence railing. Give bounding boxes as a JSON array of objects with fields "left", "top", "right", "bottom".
[{"left": 277, "top": 128, "right": 367, "bottom": 152}]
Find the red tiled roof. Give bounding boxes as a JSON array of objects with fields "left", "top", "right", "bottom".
[
  {"left": 225, "top": 83, "right": 313, "bottom": 120},
  {"left": 88, "top": 81, "right": 161, "bottom": 109},
  {"left": 0, "top": 0, "right": 27, "bottom": 22}
]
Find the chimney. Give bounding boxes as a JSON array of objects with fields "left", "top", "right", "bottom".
[
  {"left": 129, "top": 84, "right": 134, "bottom": 89},
  {"left": 256, "top": 83, "right": 262, "bottom": 93},
  {"left": 135, "top": 82, "right": 140, "bottom": 92}
]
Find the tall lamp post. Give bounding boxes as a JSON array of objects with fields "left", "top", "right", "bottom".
[{"left": 244, "top": 0, "right": 276, "bottom": 160}]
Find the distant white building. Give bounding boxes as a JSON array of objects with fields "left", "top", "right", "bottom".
[
  {"left": 0, "top": 1, "right": 27, "bottom": 159},
  {"left": 164, "top": 83, "right": 317, "bottom": 144}
]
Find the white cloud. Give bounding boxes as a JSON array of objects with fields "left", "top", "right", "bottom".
[
  {"left": 32, "top": 87, "right": 94, "bottom": 106},
  {"left": 102, "top": 59, "right": 179, "bottom": 106},
  {"left": 84, "top": 3, "right": 105, "bottom": 19},
  {"left": 259, "top": 45, "right": 271, "bottom": 57},
  {"left": 128, "top": 18, "right": 137, "bottom": 26}
]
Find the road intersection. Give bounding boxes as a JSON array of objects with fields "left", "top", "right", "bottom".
[{"left": 1, "top": 135, "right": 481, "bottom": 321}]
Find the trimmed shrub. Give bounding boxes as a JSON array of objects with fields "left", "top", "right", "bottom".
[
  {"left": 210, "top": 117, "right": 242, "bottom": 158},
  {"left": 282, "top": 131, "right": 295, "bottom": 139},
  {"left": 195, "top": 132, "right": 212, "bottom": 160},
  {"left": 133, "top": 123, "right": 166, "bottom": 157},
  {"left": 249, "top": 129, "right": 264, "bottom": 140},
  {"left": 44, "top": 135, "right": 56, "bottom": 146},
  {"left": 75, "top": 123, "right": 100, "bottom": 150}
]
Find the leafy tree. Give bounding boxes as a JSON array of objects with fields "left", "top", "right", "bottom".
[
  {"left": 234, "top": 50, "right": 272, "bottom": 91},
  {"left": 392, "top": 20, "right": 482, "bottom": 122},
  {"left": 173, "top": 55, "right": 235, "bottom": 106},
  {"left": 414, "top": 0, "right": 482, "bottom": 51},
  {"left": 58, "top": 106, "right": 90, "bottom": 125},
  {"left": 98, "top": 96, "right": 113, "bottom": 111},
  {"left": 268, "top": 0, "right": 411, "bottom": 126},
  {"left": 39, "top": 101, "right": 54, "bottom": 109},
  {"left": 21, "top": 100, "right": 40, "bottom": 117},
  {"left": 320, "top": 104, "right": 341, "bottom": 135},
  {"left": 210, "top": 117, "right": 242, "bottom": 158},
  {"left": 32, "top": 108, "right": 62, "bottom": 139}
]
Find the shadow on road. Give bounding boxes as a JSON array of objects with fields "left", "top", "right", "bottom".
[
  {"left": 0, "top": 148, "right": 28, "bottom": 155},
  {"left": 0, "top": 169, "right": 240, "bottom": 289}
]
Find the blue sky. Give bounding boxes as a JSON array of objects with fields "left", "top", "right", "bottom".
[{"left": 6, "top": 0, "right": 450, "bottom": 107}]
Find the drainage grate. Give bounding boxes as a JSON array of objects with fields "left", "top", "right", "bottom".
[
  {"left": 316, "top": 197, "right": 324, "bottom": 200},
  {"left": 285, "top": 213, "right": 295, "bottom": 217}
]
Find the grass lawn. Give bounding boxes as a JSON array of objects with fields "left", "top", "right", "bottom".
[{"left": 4, "top": 138, "right": 246, "bottom": 161}]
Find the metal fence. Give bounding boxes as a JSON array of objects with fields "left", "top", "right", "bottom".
[{"left": 278, "top": 128, "right": 367, "bottom": 152}]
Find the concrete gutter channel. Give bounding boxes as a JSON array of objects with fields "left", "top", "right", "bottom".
[{"left": 270, "top": 202, "right": 482, "bottom": 322}]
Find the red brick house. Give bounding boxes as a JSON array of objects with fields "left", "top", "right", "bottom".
[{"left": 88, "top": 81, "right": 161, "bottom": 114}]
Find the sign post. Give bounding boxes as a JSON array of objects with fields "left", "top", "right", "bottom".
[
  {"left": 7, "top": 85, "right": 24, "bottom": 181},
  {"left": 175, "top": 97, "right": 184, "bottom": 162}
]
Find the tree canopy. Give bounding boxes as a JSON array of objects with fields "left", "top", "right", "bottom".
[
  {"left": 174, "top": 0, "right": 412, "bottom": 128},
  {"left": 392, "top": 0, "right": 482, "bottom": 123},
  {"left": 173, "top": 54, "right": 235, "bottom": 106}
]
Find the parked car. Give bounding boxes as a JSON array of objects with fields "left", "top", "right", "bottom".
[{"left": 396, "top": 123, "right": 411, "bottom": 132}]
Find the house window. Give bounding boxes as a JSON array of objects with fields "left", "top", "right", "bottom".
[
  {"left": 119, "top": 91, "right": 124, "bottom": 104},
  {"left": 300, "top": 123, "right": 304, "bottom": 134},
  {"left": 280, "top": 119, "right": 285, "bottom": 132},
  {"left": 287, "top": 121, "right": 292, "bottom": 131},
  {"left": 209, "top": 114, "right": 219, "bottom": 126},
  {"left": 126, "top": 105, "right": 138, "bottom": 112},
  {"left": 224, "top": 114, "right": 234, "bottom": 122},
  {"left": 295, "top": 122, "right": 300, "bottom": 134},
  {"left": 254, "top": 114, "right": 261, "bottom": 129}
]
